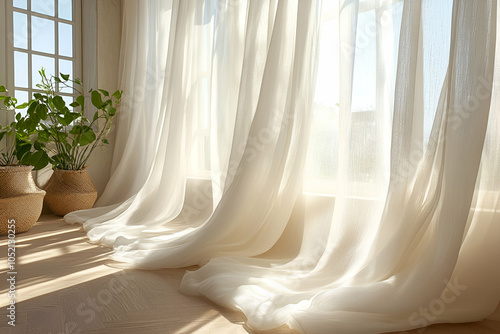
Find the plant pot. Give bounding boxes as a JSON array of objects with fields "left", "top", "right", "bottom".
[
  {"left": 0, "top": 165, "right": 45, "bottom": 235},
  {"left": 44, "top": 168, "right": 98, "bottom": 216}
]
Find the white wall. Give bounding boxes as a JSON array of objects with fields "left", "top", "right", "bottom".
[{"left": 86, "top": 0, "right": 122, "bottom": 197}]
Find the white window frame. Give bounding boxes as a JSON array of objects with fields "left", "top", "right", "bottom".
[
  {"left": 0, "top": 0, "right": 8, "bottom": 140},
  {"left": 2, "top": 0, "right": 82, "bottom": 118}
]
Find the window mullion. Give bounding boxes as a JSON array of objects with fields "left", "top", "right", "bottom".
[
  {"left": 27, "top": 0, "right": 32, "bottom": 98},
  {"left": 4, "top": 0, "right": 15, "bottom": 105},
  {"left": 0, "top": 0, "right": 8, "bottom": 131},
  {"left": 55, "top": 0, "right": 59, "bottom": 92}
]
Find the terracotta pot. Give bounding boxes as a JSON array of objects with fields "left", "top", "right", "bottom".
[
  {"left": 44, "top": 168, "right": 98, "bottom": 216},
  {"left": 0, "top": 165, "right": 45, "bottom": 235}
]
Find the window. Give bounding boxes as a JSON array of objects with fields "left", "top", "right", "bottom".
[
  {"left": 5, "top": 0, "right": 82, "bottom": 115},
  {"left": 304, "top": 0, "right": 405, "bottom": 196}
]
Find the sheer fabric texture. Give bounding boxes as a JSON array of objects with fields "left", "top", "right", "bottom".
[{"left": 66, "top": 0, "right": 500, "bottom": 333}]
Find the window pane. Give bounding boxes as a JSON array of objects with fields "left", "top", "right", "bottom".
[
  {"left": 15, "top": 91, "right": 29, "bottom": 117},
  {"left": 31, "top": 0, "right": 55, "bottom": 16},
  {"left": 58, "top": 22, "right": 73, "bottom": 57},
  {"left": 61, "top": 95, "right": 74, "bottom": 111},
  {"left": 14, "top": 90, "right": 29, "bottom": 104},
  {"left": 59, "top": 59, "right": 73, "bottom": 93},
  {"left": 14, "top": 51, "right": 29, "bottom": 88},
  {"left": 58, "top": 0, "right": 72, "bottom": 20},
  {"left": 13, "top": 12, "right": 28, "bottom": 49},
  {"left": 32, "top": 55, "right": 55, "bottom": 88},
  {"left": 13, "top": 0, "right": 27, "bottom": 9},
  {"left": 32, "top": 16, "right": 55, "bottom": 54}
]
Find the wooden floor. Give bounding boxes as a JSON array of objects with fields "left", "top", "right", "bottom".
[{"left": 1, "top": 215, "right": 499, "bottom": 334}]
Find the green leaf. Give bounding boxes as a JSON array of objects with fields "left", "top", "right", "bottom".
[
  {"left": 27, "top": 101, "right": 38, "bottom": 115},
  {"left": 70, "top": 101, "right": 80, "bottom": 107},
  {"left": 93, "top": 111, "right": 99, "bottom": 121},
  {"left": 70, "top": 125, "right": 96, "bottom": 146},
  {"left": 70, "top": 125, "right": 90, "bottom": 135},
  {"left": 64, "top": 112, "right": 81, "bottom": 125},
  {"left": 98, "top": 89, "right": 109, "bottom": 97},
  {"left": 38, "top": 130, "right": 50, "bottom": 142},
  {"left": 101, "top": 138, "right": 109, "bottom": 145},
  {"left": 39, "top": 122, "right": 48, "bottom": 131},
  {"left": 0, "top": 132, "right": 6, "bottom": 142},
  {"left": 91, "top": 90, "right": 103, "bottom": 108},
  {"left": 70, "top": 125, "right": 97, "bottom": 146},
  {"left": 60, "top": 73, "right": 70, "bottom": 81},
  {"left": 19, "top": 117, "right": 36, "bottom": 133},
  {"left": 79, "top": 130, "right": 96, "bottom": 146},
  {"left": 54, "top": 77, "right": 61, "bottom": 83},
  {"left": 15, "top": 102, "right": 29, "bottom": 109},
  {"left": 36, "top": 104, "right": 48, "bottom": 119},
  {"left": 64, "top": 141, "right": 72, "bottom": 153},
  {"left": 112, "top": 90, "right": 122, "bottom": 100},
  {"left": 15, "top": 141, "right": 32, "bottom": 161},
  {"left": 57, "top": 115, "right": 70, "bottom": 126},
  {"left": 74, "top": 78, "right": 83, "bottom": 86},
  {"left": 0, "top": 85, "right": 6, "bottom": 92},
  {"left": 34, "top": 140, "right": 45, "bottom": 151},
  {"left": 4, "top": 96, "right": 12, "bottom": 107},
  {"left": 76, "top": 95, "right": 85, "bottom": 108},
  {"left": 50, "top": 154, "right": 60, "bottom": 167},
  {"left": 52, "top": 95, "right": 66, "bottom": 110},
  {"left": 21, "top": 150, "right": 50, "bottom": 170},
  {"left": 107, "top": 106, "right": 117, "bottom": 117}
]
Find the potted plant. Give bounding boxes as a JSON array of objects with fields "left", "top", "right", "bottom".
[
  {"left": 0, "top": 86, "right": 49, "bottom": 234},
  {"left": 25, "top": 69, "right": 122, "bottom": 216}
]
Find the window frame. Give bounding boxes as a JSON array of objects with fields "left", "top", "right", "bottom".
[
  {"left": 3, "top": 0, "right": 82, "bottom": 119},
  {"left": 0, "top": 0, "right": 8, "bottom": 145}
]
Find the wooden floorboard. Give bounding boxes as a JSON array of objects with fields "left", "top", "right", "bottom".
[{"left": 0, "top": 215, "right": 499, "bottom": 334}]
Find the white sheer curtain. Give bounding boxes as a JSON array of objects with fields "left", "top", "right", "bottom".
[{"left": 66, "top": 0, "right": 500, "bottom": 333}]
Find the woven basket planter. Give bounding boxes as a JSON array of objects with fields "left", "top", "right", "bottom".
[
  {"left": 44, "top": 168, "right": 98, "bottom": 216},
  {"left": 0, "top": 165, "right": 45, "bottom": 235}
]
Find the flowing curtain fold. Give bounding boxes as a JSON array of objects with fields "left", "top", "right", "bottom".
[
  {"left": 182, "top": 1, "right": 499, "bottom": 333},
  {"left": 66, "top": 0, "right": 320, "bottom": 267},
  {"left": 96, "top": 0, "right": 173, "bottom": 206},
  {"left": 65, "top": 0, "right": 500, "bottom": 333}
]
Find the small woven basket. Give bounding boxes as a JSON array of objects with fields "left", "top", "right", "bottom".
[
  {"left": 44, "top": 168, "right": 98, "bottom": 216},
  {"left": 0, "top": 165, "right": 45, "bottom": 235}
]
